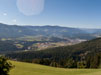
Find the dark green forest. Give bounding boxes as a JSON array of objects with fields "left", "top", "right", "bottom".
[{"left": 6, "top": 38, "right": 101, "bottom": 68}]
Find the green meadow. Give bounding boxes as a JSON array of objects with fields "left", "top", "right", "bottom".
[{"left": 10, "top": 61, "right": 101, "bottom": 75}]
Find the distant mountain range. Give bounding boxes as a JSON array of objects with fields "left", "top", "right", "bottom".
[{"left": 0, "top": 23, "right": 101, "bottom": 40}]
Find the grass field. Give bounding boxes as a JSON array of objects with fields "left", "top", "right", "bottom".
[{"left": 10, "top": 61, "right": 101, "bottom": 75}]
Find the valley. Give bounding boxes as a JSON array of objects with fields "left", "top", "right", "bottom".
[
  {"left": 0, "top": 0, "right": 101, "bottom": 75},
  {"left": 7, "top": 38, "right": 101, "bottom": 69}
]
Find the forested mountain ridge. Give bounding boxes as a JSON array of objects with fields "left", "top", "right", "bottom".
[
  {"left": 0, "top": 23, "right": 99, "bottom": 39},
  {"left": 6, "top": 38, "right": 101, "bottom": 68}
]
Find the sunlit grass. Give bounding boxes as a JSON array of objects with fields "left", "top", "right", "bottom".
[{"left": 10, "top": 61, "right": 101, "bottom": 75}]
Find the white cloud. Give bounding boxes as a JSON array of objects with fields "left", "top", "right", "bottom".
[
  {"left": 3, "top": 13, "right": 7, "bottom": 16},
  {"left": 12, "top": 19, "right": 17, "bottom": 23}
]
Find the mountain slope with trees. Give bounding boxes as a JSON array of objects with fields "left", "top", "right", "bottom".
[
  {"left": 0, "top": 23, "right": 98, "bottom": 40},
  {"left": 6, "top": 38, "right": 101, "bottom": 68}
]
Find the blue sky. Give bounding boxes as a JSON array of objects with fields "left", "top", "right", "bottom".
[{"left": 0, "top": 0, "right": 101, "bottom": 28}]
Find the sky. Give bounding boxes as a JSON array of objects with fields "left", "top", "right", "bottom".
[{"left": 0, "top": 0, "right": 101, "bottom": 28}]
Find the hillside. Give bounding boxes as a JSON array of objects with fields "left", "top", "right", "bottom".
[
  {"left": 7, "top": 38, "right": 101, "bottom": 68},
  {"left": 10, "top": 61, "right": 101, "bottom": 75},
  {"left": 0, "top": 23, "right": 98, "bottom": 40}
]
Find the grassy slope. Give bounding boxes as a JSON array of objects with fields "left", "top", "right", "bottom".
[{"left": 10, "top": 61, "right": 101, "bottom": 75}]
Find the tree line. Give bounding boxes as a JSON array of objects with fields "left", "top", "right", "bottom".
[{"left": 6, "top": 38, "right": 101, "bottom": 68}]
